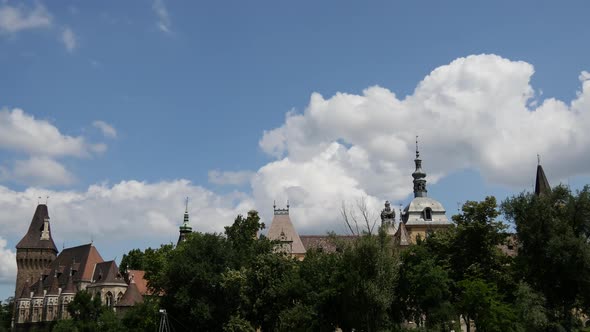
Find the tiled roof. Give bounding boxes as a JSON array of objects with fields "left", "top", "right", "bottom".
[
  {"left": 46, "top": 273, "right": 60, "bottom": 295},
  {"left": 116, "top": 280, "right": 143, "bottom": 307},
  {"left": 30, "top": 243, "right": 104, "bottom": 293},
  {"left": 267, "top": 213, "right": 306, "bottom": 254},
  {"left": 19, "top": 280, "right": 31, "bottom": 299},
  {"left": 394, "top": 222, "right": 411, "bottom": 246},
  {"left": 126, "top": 270, "right": 149, "bottom": 295},
  {"left": 16, "top": 204, "right": 58, "bottom": 252},
  {"left": 300, "top": 235, "right": 357, "bottom": 253},
  {"left": 91, "top": 261, "right": 126, "bottom": 285}
]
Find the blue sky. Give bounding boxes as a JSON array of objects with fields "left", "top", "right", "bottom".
[{"left": 1, "top": 0, "right": 590, "bottom": 299}]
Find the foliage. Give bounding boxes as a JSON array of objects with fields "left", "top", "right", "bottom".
[
  {"left": 502, "top": 185, "right": 590, "bottom": 327},
  {"left": 60, "top": 291, "right": 123, "bottom": 332},
  {"left": 0, "top": 297, "right": 14, "bottom": 332},
  {"left": 120, "top": 298, "right": 160, "bottom": 332}
]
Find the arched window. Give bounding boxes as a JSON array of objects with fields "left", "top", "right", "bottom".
[
  {"left": 117, "top": 292, "right": 124, "bottom": 304},
  {"left": 105, "top": 292, "right": 114, "bottom": 307},
  {"left": 423, "top": 208, "right": 433, "bottom": 221}
]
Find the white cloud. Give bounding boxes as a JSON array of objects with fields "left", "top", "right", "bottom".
[
  {"left": 254, "top": 54, "right": 590, "bottom": 234},
  {"left": 0, "top": 236, "right": 16, "bottom": 285},
  {"left": 0, "top": 180, "right": 254, "bottom": 244},
  {"left": 152, "top": 0, "right": 171, "bottom": 33},
  {"left": 92, "top": 120, "right": 117, "bottom": 138},
  {"left": 0, "top": 108, "right": 95, "bottom": 158},
  {"left": 0, "top": 108, "right": 108, "bottom": 187},
  {"left": 6, "top": 157, "right": 76, "bottom": 186},
  {"left": 208, "top": 170, "right": 254, "bottom": 186},
  {"left": 0, "top": 3, "right": 52, "bottom": 34},
  {"left": 61, "top": 27, "right": 76, "bottom": 52}
]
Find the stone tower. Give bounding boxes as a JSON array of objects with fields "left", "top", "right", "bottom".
[{"left": 14, "top": 204, "right": 58, "bottom": 300}]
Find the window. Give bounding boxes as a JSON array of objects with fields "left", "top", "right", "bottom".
[
  {"left": 105, "top": 292, "right": 114, "bottom": 307},
  {"left": 423, "top": 208, "right": 432, "bottom": 221}
]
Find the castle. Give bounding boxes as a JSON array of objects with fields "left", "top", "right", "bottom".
[
  {"left": 265, "top": 141, "right": 453, "bottom": 255},
  {"left": 12, "top": 141, "right": 550, "bottom": 328},
  {"left": 12, "top": 205, "right": 145, "bottom": 329}
]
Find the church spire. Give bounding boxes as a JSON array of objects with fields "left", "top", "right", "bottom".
[
  {"left": 412, "top": 136, "right": 427, "bottom": 198},
  {"left": 177, "top": 197, "right": 192, "bottom": 244},
  {"left": 535, "top": 155, "right": 551, "bottom": 196}
]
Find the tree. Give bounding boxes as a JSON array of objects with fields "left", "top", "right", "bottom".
[
  {"left": 336, "top": 233, "right": 399, "bottom": 331},
  {"left": 0, "top": 297, "right": 14, "bottom": 332},
  {"left": 341, "top": 196, "right": 380, "bottom": 235},
  {"left": 397, "top": 245, "right": 455, "bottom": 329},
  {"left": 502, "top": 185, "right": 590, "bottom": 327},
  {"left": 121, "top": 299, "right": 160, "bottom": 332},
  {"left": 456, "top": 278, "right": 518, "bottom": 332}
]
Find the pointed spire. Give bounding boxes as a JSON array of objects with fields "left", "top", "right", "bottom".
[
  {"left": 62, "top": 268, "right": 76, "bottom": 294},
  {"left": 47, "top": 271, "right": 60, "bottom": 295},
  {"left": 178, "top": 197, "right": 192, "bottom": 244},
  {"left": 19, "top": 279, "right": 31, "bottom": 299},
  {"left": 33, "top": 276, "right": 44, "bottom": 297},
  {"left": 16, "top": 204, "right": 58, "bottom": 253},
  {"left": 412, "top": 136, "right": 428, "bottom": 198},
  {"left": 535, "top": 155, "right": 551, "bottom": 196}
]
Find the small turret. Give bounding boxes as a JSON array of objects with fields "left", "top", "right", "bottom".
[
  {"left": 177, "top": 198, "right": 193, "bottom": 244},
  {"left": 412, "top": 136, "right": 428, "bottom": 198}
]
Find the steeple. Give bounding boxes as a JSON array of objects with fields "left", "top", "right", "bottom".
[
  {"left": 535, "top": 155, "right": 551, "bottom": 196},
  {"left": 16, "top": 204, "right": 58, "bottom": 252},
  {"left": 412, "top": 136, "right": 427, "bottom": 198},
  {"left": 177, "top": 197, "right": 192, "bottom": 244}
]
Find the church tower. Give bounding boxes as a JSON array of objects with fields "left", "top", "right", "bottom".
[
  {"left": 397, "top": 138, "right": 451, "bottom": 245},
  {"left": 14, "top": 204, "right": 58, "bottom": 301},
  {"left": 177, "top": 198, "right": 192, "bottom": 245}
]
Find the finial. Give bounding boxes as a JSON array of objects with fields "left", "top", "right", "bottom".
[
  {"left": 537, "top": 154, "right": 540, "bottom": 165},
  {"left": 38, "top": 196, "right": 41, "bottom": 205},
  {"left": 185, "top": 197, "right": 189, "bottom": 213},
  {"left": 415, "top": 135, "right": 420, "bottom": 159}
]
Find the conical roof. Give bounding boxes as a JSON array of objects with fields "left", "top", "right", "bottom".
[
  {"left": 46, "top": 272, "right": 60, "bottom": 295},
  {"left": 267, "top": 207, "right": 306, "bottom": 255},
  {"left": 394, "top": 222, "right": 411, "bottom": 246},
  {"left": 116, "top": 279, "right": 143, "bottom": 307},
  {"left": 19, "top": 280, "right": 31, "bottom": 299},
  {"left": 62, "top": 271, "right": 76, "bottom": 294},
  {"left": 33, "top": 277, "right": 44, "bottom": 297},
  {"left": 16, "top": 204, "right": 58, "bottom": 253},
  {"left": 535, "top": 164, "right": 551, "bottom": 196}
]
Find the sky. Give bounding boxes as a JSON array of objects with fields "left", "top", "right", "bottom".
[{"left": 1, "top": 0, "right": 590, "bottom": 300}]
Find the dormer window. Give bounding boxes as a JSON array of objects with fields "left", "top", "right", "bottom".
[{"left": 423, "top": 208, "right": 433, "bottom": 221}]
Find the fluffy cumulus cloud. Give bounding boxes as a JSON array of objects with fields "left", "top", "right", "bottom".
[
  {"left": 0, "top": 180, "right": 254, "bottom": 245},
  {"left": 253, "top": 54, "right": 590, "bottom": 233},
  {"left": 0, "top": 108, "right": 107, "bottom": 186},
  {"left": 0, "top": 236, "right": 16, "bottom": 284},
  {"left": 0, "top": 3, "right": 52, "bottom": 34}
]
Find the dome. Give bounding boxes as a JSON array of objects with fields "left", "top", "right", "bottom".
[{"left": 403, "top": 197, "right": 450, "bottom": 226}]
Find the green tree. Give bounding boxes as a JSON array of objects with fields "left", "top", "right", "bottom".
[
  {"left": 456, "top": 278, "right": 518, "bottom": 332},
  {"left": 514, "top": 281, "right": 548, "bottom": 332},
  {"left": 0, "top": 297, "right": 14, "bottom": 332},
  {"left": 397, "top": 245, "right": 455, "bottom": 329},
  {"left": 120, "top": 299, "right": 160, "bottom": 332},
  {"left": 336, "top": 233, "right": 399, "bottom": 332},
  {"left": 502, "top": 185, "right": 590, "bottom": 327}
]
